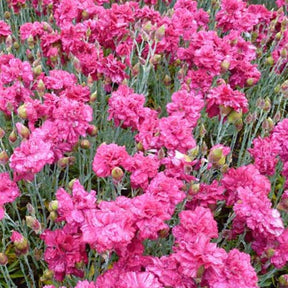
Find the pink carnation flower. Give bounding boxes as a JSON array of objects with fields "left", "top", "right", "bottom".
[
  {"left": 158, "top": 115, "right": 196, "bottom": 153},
  {"left": 56, "top": 180, "right": 96, "bottom": 225},
  {"left": 118, "top": 272, "right": 164, "bottom": 288},
  {"left": 92, "top": 143, "right": 130, "bottom": 177},
  {"left": 0, "top": 21, "right": 11, "bottom": 38},
  {"left": 126, "top": 152, "right": 159, "bottom": 189},
  {"left": 0, "top": 173, "right": 20, "bottom": 219},
  {"left": 249, "top": 136, "right": 280, "bottom": 176},
  {"left": 206, "top": 82, "right": 248, "bottom": 118},
  {"left": 108, "top": 85, "right": 146, "bottom": 130},
  {"left": 10, "top": 138, "right": 54, "bottom": 181},
  {"left": 41, "top": 226, "right": 88, "bottom": 281},
  {"left": 166, "top": 89, "right": 204, "bottom": 128}
]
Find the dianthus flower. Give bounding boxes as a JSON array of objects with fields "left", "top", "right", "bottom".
[
  {"left": 271, "top": 228, "right": 288, "bottom": 268},
  {"left": 125, "top": 152, "right": 159, "bottom": 189},
  {"left": 92, "top": 143, "right": 130, "bottom": 177},
  {"left": 158, "top": 115, "right": 196, "bottom": 153},
  {"left": 118, "top": 272, "right": 164, "bottom": 288},
  {"left": 203, "top": 249, "right": 258, "bottom": 288},
  {"left": 249, "top": 136, "right": 280, "bottom": 176},
  {"left": 10, "top": 137, "right": 54, "bottom": 181},
  {"left": 272, "top": 118, "right": 288, "bottom": 162},
  {"left": 108, "top": 85, "right": 146, "bottom": 130},
  {"left": 41, "top": 226, "right": 88, "bottom": 281},
  {"left": 166, "top": 89, "right": 204, "bottom": 127},
  {"left": 44, "top": 70, "right": 77, "bottom": 91},
  {"left": 206, "top": 82, "right": 248, "bottom": 118},
  {"left": 146, "top": 172, "right": 185, "bottom": 214},
  {"left": 56, "top": 180, "right": 96, "bottom": 225},
  {"left": 221, "top": 164, "right": 271, "bottom": 206},
  {"left": 0, "top": 21, "right": 11, "bottom": 38},
  {"left": 0, "top": 173, "right": 20, "bottom": 219},
  {"left": 234, "top": 187, "right": 284, "bottom": 238},
  {"left": 81, "top": 197, "right": 136, "bottom": 253}
]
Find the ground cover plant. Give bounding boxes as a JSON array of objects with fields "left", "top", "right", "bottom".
[{"left": 2, "top": 0, "right": 288, "bottom": 287}]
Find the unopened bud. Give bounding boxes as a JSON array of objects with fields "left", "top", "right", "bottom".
[
  {"left": 48, "top": 200, "right": 58, "bottom": 212},
  {"left": 49, "top": 211, "right": 58, "bottom": 221},
  {"left": 25, "top": 216, "right": 42, "bottom": 234},
  {"left": 111, "top": 166, "right": 124, "bottom": 181},
  {"left": 263, "top": 98, "right": 271, "bottom": 112},
  {"left": 246, "top": 78, "right": 256, "bottom": 86},
  {"left": 80, "top": 139, "right": 91, "bottom": 149},
  {"left": 16, "top": 123, "right": 30, "bottom": 139},
  {"left": 219, "top": 105, "right": 232, "bottom": 116},
  {"left": 221, "top": 59, "right": 230, "bottom": 71},
  {"left": 262, "top": 117, "right": 274, "bottom": 132},
  {"left": 13, "top": 42, "right": 20, "bottom": 50},
  {"left": 266, "top": 56, "right": 274, "bottom": 66},
  {"left": 11, "top": 231, "right": 29, "bottom": 255},
  {"left": 150, "top": 54, "right": 162, "bottom": 65},
  {"left": 17, "top": 104, "right": 27, "bottom": 119},
  {"left": 281, "top": 48, "right": 287, "bottom": 58},
  {"left": 90, "top": 91, "right": 97, "bottom": 103},
  {"left": 0, "top": 151, "right": 9, "bottom": 164},
  {"left": 9, "top": 130, "right": 17, "bottom": 143},
  {"left": 0, "top": 253, "right": 8, "bottom": 265},
  {"left": 87, "top": 125, "right": 98, "bottom": 136},
  {"left": 27, "top": 35, "right": 34, "bottom": 49},
  {"left": 40, "top": 269, "right": 54, "bottom": 282},
  {"left": 4, "top": 11, "right": 10, "bottom": 20},
  {"left": 163, "top": 75, "right": 171, "bottom": 86},
  {"left": 33, "top": 65, "right": 42, "bottom": 77},
  {"left": 155, "top": 25, "right": 165, "bottom": 41},
  {"left": 227, "top": 110, "right": 242, "bottom": 124},
  {"left": 68, "top": 178, "right": 77, "bottom": 190},
  {"left": 132, "top": 63, "right": 140, "bottom": 76},
  {"left": 279, "top": 274, "right": 288, "bottom": 288}
]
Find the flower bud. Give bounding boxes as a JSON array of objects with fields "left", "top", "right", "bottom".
[
  {"left": 9, "top": 130, "right": 17, "bottom": 143},
  {"left": 90, "top": 91, "right": 97, "bottom": 103},
  {"left": 33, "top": 65, "right": 42, "bottom": 77},
  {"left": 40, "top": 269, "right": 54, "bottom": 282},
  {"left": 246, "top": 78, "right": 256, "bottom": 86},
  {"left": 26, "top": 203, "right": 35, "bottom": 215},
  {"left": 227, "top": 110, "right": 242, "bottom": 124},
  {"left": 17, "top": 104, "right": 28, "bottom": 119},
  {"left": 80, "top": 139, "right": 91, "bottom": 149},
  {"left": 155, "top": 25, "right": 165, "bottom": 41},
  {"left": 4, "top": 11, "right": 10, "bottom": 20},
  {"left": 11, "top": 231, "right": 29, "bottom": 255},
  {"left": 163, "top": 75, "right": 171, "bottom": 86},
  {"left": 87, "top": 125, "right": 98, "bottom": 136},
  {"left": 0, "top": 151, "right": 9, "bottom": 164},
  {"left": 0, "top": 253, "right": 8, "bottom": 265},
  {"left": 219, "top": 105, "right": 232, "bottom": 116},
  {"left": 26, "top": 216, "right": 42, "bottom": 234},
  {"left": 262, "top": 117, "right": 274, "bottom": 132},
  {"left": 0, "top": 127, "right": 5, "bottom": 139},
  {"left": 68, "top": 178, "right": 77, "bottom": 190},
  {"left": 27, "top": 35, "right": 34, "bottom": 49},
  {"left": 111, "top": 167, "right": 124, "bottom": 181},
  {"left": 48, "top": 200, "right": 58, "bottom": 212},
  {"left": 221, "top": 59, "right": 230, "bottom": 71},
  {"left": 266, "top": 56, "right": 274, "bottom": 66},
  {"left": 49, "top": 211, "right": 58, "bottom": 221},
  {"left": 279, "top": 274, "right": 288, "bottom": 288},
  {"left": 16, "top": 123, "right": 30, "bottom": 139}
]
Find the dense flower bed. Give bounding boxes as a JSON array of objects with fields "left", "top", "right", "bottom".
[{"left": 1, "top": 0, "right": 288, "bottom": 287}]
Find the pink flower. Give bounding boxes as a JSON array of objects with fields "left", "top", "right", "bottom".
[
  {"left": 166, "top": 89, "right": 204, "bottom": 128},
  {"left": 56, "top": 180, "right": 96, "bottom": 225},
  {"left": 108, "top": 85, "right": 146, "bottom": 130},
  {"left": 221, "top": 164, "right": 271, "bottom": 206},
  {"left": 271, "top": 228, "right": 288, "bottom": 268},
  {"left": 249, "top": 136, "right": 280, "bottom": 176},
  {"left": 173, "top": 207, "right": 218, "bottom": 242},
  {"left": 203, "top": 249, "right": 258, "bottom": 288},
  {"left": 0, "top": 21, "right": 11, "bottom": 38},
  {"left": 92, "top": 143, "right": 130, "bottom": 177},
  {"left": 118, "top": 272, "right": 164, "bottom": 288},
  {"left": 44, "top": 70, "right": 77, "bottom": 90},
  {"left": 146, "top": 172, "right": 185, "bottom": 214},
  {"left": 41, "top": 226, "right": 88, "bottom": 281},
  {"left": 10, "top": 138, "right": 54, "bottom": 181},
  {"left": 0, "top": 173, "right": 20, "bottom": 219},
  {"left": 158, "top": 115, "right": 196, "bottom": 153},
  {"left": 234, "top": 187, "right": 284, "bottom": 238},
  {"left": 126, "top": 152, "right": 159, "bottom": 189},
  {"left": 206, "top": 82, "right": 248, "bottom": 118}
]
